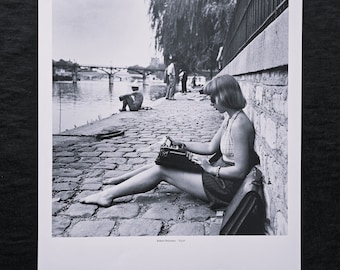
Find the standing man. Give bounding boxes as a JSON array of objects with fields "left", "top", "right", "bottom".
[
  {"left": 191, "top": 75, "right": 196, "bottom": 88},
  {"left": 165, "top": 56, "right": 176, "bottom": 100},
  {"left": 179, "top": 68, "right": 188, "bottom": 94}
]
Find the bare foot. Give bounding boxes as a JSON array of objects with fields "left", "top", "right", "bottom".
[{"left": 79, "top": 192, "right": 113, "bottom": 207}]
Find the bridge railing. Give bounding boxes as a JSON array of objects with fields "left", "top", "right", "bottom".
[{"left": 222, "top": 0, "right": 288, "bottom": 67}]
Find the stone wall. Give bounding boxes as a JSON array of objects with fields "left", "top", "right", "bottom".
[
  {"left": 238, "top": 68, "right": 288, "bottom": 235},
  {"left": 219, "top": 9, "right": 289, "bottom": 235}
]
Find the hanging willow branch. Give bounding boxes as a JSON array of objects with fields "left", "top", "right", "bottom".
[{"left": 148, "top": 0, "right": 236, "bottom": 74}]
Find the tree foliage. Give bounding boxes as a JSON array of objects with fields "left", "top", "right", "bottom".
[
  {"left": 148, "top": 0, "right": 236, "bottom": 75},
  {"left": 53, "top": 59, "right": 79, "bottom": 71}
]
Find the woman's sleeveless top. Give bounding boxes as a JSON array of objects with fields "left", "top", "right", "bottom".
[{"left": 220, "top": 110, "right": 242, "bottom": 163}]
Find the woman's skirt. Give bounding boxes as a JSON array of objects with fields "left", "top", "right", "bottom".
[{"left": 202, "top": 157, "right": 243, "bottom": 210}]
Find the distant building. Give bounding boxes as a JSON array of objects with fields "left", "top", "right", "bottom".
[{"left": 150, "top": 57, "right": 161, "bottom": 67}]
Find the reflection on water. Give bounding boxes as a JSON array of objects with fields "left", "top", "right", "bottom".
[{"left": 53, "top": 79, "right": 166, "bottom": 134}]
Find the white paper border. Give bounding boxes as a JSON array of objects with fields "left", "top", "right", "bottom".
[{"left": 38, "top": 0, "right": 302, "bottom": 269}]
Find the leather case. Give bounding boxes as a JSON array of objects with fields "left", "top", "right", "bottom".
[{"left": 219, "top": 166, "right": 266, "bottom": 235}]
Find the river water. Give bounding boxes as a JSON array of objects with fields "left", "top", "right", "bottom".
[{"left": 52, "top": 79, "right": 166, "bottom": 134}]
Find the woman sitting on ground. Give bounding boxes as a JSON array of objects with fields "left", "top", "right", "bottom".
[{"left": 80, "top": 74, "right": 259, "bottom": 209}]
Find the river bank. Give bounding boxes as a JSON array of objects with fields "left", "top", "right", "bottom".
[{"left": 53, "top": 79, "right": 167, "bottom": 134}]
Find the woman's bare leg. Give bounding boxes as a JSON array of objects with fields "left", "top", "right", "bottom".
[
  {"left": 161, "top": 167, "right": 208, "bottom": 202},
  {"left": 80, "top": 165, "right": 208, "bottom": 207},
  {"left": 103, "top": 163, "right": 153, "bottom": 184},
  {"left": 80, "top": 165, "right": 165, "bottom": 206}
]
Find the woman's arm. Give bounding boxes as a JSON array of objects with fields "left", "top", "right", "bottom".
[
  {"left": 182, "top": 126, "right": 223, "bottom": 155},
  {"left": 201, "top": 117, "right": 252, "bottom": 180}
]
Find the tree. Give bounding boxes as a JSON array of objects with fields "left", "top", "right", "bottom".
[
  {"left": 53, "top": 59, "right": 79, "bottom": 71},
  {"left": 148, "top": 0, "right": 236, "bottom": 77}
]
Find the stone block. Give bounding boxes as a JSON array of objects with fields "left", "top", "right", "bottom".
[
  {"left": 78, "top": 151, "right": 101, "bottom": 157},
  {"left": 272, "top": 87, "right": 288, "bottom": 116},
  {"left": 94, "top": 159, "right": 125, "bottom": 169},
  {"left": 97, "top": 204, "right": 140, "bottom": 219},
  {"left": 53, "top": 168, "right": 83, "bottom": 177},
  {"left": 74, "top": 190, "right": 97, "bottom": 201},
  {"left": 253, "top": 111, "right": 261, "bottom": 135},
  {"left": 265, "top": 154, "right": 276, "bottom": 184},
  {"left": 78, "top": 146, "right": 97, "bottom": 152},
  {"left": 115, "top": 143, "right": 132, "bottom": 148},
  {"left": 143, "top": 203, "right": 180, "bottom": 220},
  {"left": 55, "top": 151, "right": 74, "bottom": 157},
  {"left": 63, "top": 203, "right": 97, "bottom": 217},
  {"left": 265, "top": 117, "right": 277, "bottom": 149},
  {"left": 53, "top": 182, "right": 78, "bottom": 191},
  {"left": 102, "top": 157, "right": 127, "bottom": 165},
  {"left": 177, "top": 193, "right": 205, "bottom": 206},
  {"left": 259, "top": 112, "right": 267, "bottom": 139},
  {"left": 183, "top": 206, "right": 215, "bottom": 221},
  {"left": 55, "top": 157, "right": 78, "bottom": 164},
  {"left": 52, "top": 216, "right": 71, "bottom": 236},
  {"left": 128, "top": 140, "right": 147, "bottom": 145},
  {"left": 85, "top": 169, "right": 105, "bottom": 178},
  {"left": 115, "top": 164, "right": 135, "bottom": 170},
  {"left": 139, "top": 152, "right": 158, "bottom": 158},
  {"left": 52, "top": 201, "right": 67, "bottom": 215},
  {"left": 118, "top": 147, "right": 135, "bottom": 152},
  {"left": 103, "top": 169, "right": 127, "bottom": 178},
  {"left": 79, "top": 157, "right": 101, "bottom": 163},
  {"left": 81, "top": 183, "right": 102, "bottom": 190},
  {"left": 55, "top": 191, "right": 75, "bottom": 201},
  {"left": 134, "top": 193, "right": 177, "bottom": 204},
  {"left": 127, "top": 158, "right": 145, "bottom": 165},
  {"left": 68, "top": 220, "right": 115, "bottom": 237},
  {"left": 167, "top": 222, "right": 205, "bottom": 236},
  {"left": 94, "top": 144, "right": 118, "bottom": 151},
  {"left": 277, "top": 123, "right": 288, "bottom": 160},
  {"left": 112, "top": 195, "right": 134, "bottom": 203},
  {"left": 263, "top": 86, "right": 273, "bottom": 112},
  {"left": 54, "top": 177, "right": 81, "bottom": 183},
  {"left": 100, "top": 152, "right": 122, "bottom": 158},
  {"left": 117, "top": 219, "right": 162, "bottom": 236},
  {"left": 255, "top": 85, "right": 263, "bottom": 105},
  {"left": 67, "top": 162, "right": 93, "bottom": 170},
  {"left": 123, "top": 152, "right": 139, "bottom": 158},
  {"left": 274, "top": 211, "right": 288, "bottom": 235},
  {"left": 157, "top": 184, "right": 182, "bottom": 194},
  {"left": 82, "top": 177, "right": 103, "bottom": 184}
]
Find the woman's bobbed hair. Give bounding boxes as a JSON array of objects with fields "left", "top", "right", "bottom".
[{"left": 204, "top": 74, "right": 246, "bottom": 110}]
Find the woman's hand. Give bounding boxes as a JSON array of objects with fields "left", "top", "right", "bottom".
[
  {"left": 169, "top": 137, "right": 186, "bottom": 149},
  {"left": 200, "top": 159, "right": 214, "bottom": 174}
]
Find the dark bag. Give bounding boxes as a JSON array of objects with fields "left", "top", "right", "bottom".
[
  {"left": 155, "top": 136, "right": 203, "bottom": 172},
  {"left": 219, "top": 166, "right": 266, "bottom": 235},
  {"left": 163, "top": 70, "right": 169, "bottom": 84}
]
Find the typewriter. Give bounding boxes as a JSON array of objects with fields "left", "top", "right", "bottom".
[{"left": 155, "top": 136, "right": 203, "bottom": 172}]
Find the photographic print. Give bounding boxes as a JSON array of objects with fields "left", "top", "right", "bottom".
[{"left": 39, "top": 0, "right": 301, "bottom": 269}]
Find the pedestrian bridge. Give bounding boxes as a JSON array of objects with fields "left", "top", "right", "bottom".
[{"left": 53, "top": 63, "right": 165, "bottom": 85}]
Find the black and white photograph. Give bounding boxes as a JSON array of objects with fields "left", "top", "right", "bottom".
[{"left": 39, "top": 0, "right": 301, "bottom": 269}]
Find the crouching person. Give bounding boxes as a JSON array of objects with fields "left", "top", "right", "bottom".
[{"left": 119, "top": 87, "right": 143, "bottom": 112}]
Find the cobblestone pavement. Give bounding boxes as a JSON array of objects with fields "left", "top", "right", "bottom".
[{"left": 52, "top": 90, "right": 225, "bottom": 237}]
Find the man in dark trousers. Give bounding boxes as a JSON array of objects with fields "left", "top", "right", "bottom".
[
  {"left": 179, "top": 69, "right": 188, "bottom": 94},
  {"left": 165, "top": 56, "right": 176, "bottom": 100},
  {"left": 119, "top": 87, "right": 144, "bottom": 111}
]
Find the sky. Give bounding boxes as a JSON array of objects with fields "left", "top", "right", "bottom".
[{"left": 52, "top": 0, "right": 161, "bottom": 67}]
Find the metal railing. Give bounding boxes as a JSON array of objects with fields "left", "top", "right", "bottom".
[{"left": 222, "top": 0, "right": 288, "bottom": 66}]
